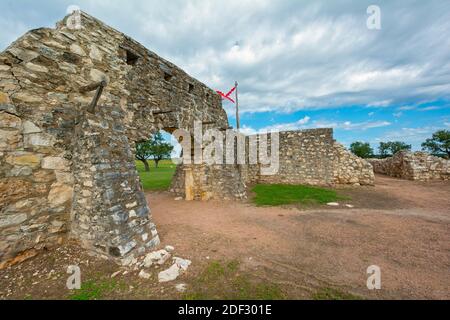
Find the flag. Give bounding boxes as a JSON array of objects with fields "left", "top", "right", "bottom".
[{"left": 216, "top": 85, "right": 237, "bottom": 104}]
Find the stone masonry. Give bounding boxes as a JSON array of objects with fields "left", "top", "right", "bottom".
[
  {"left": 369, "top": 151, "right": 450, "bottom": 181},
  {"left": 242, "top": 129, "right": 374, "bottom": 187},
  {"left": 0, "top": 12, "right": 245, "bottom": 267}
]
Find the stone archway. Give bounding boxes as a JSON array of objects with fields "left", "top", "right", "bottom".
[{"left": 0, "top": 12, "right": 246, "bottom": 267}]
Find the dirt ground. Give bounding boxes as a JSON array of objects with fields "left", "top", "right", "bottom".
[{"left": 1, "top": 175, "right": 449, "bottom": 300}]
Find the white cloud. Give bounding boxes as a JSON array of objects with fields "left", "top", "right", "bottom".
[
  {"left": 418, "top": 106, "right": 441, "bottom": 111},
  {"left": 1, "top": 0, "right": 450, "bottom": 114},
  {"left": 241, "top": 117, "right": 391, "bottom": 134}
]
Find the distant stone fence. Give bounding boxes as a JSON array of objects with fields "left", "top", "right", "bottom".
[
  {"left": 368, "top": 151, "right": 450, "bottom": 181},
  {"left": 242, "top": 129, "right": 375, "bottom": 187}
]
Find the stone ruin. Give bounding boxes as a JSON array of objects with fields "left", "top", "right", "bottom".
[
  {"left": 0, "top": 12, "right": 374, "bottom": 268},
  {"left": 369, "top": 151, "right": 450, "bottom": 181}
]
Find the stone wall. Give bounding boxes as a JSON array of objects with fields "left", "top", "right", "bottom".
[
  {"left": 369, "top": 151, "right": 450, "bottom": 181},
  {"left": 0, "top": 11, "right": 374, "bottom": 268},
  {"left": 242, "top": 129, "right": 374, "bottom": 187},
  {"left": 0, "top": 12, "right": 245, "bottom": 267}
]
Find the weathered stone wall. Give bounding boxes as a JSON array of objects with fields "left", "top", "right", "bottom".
[
  {"left": 332, "top": 142, "right": 375, "bottom": 185},
  {"left": 242, "top": 129, "right": 374, "bottom": 187},
  {"left": 369, "top": 151, "right": 450, "bottom": 181},
  {"left": 71, "top": 106, "right": 159, "bottom": 264},
  {"left": 170, "top": 164, "right": 247, "bottom": 201},
  {"left": 0, "top": 12, "right": 245, "bottom": 267}
]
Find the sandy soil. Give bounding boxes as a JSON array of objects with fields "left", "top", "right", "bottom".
[
  {"left": 1, "top": 175, "right": 449, "bottom": 299},
  {"left": 150, "top": 175, "right": 450, "bottom": 299}
]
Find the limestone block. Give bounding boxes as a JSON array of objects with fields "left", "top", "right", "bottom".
[
  {"left": 0, "top": 129, "right": 21, "bottom": 151},
  {"left": 70, "top": 44, "right": 86, "bottom": 56},
  {"left": 89, "top": 45, "right": 103, "bottom": 61},
  {"left": 41, "top": 157, "right": 70, "bottom": 171},
  {"left": 55, "top": 172, "right": 74, "bottom": 184},
  {"left": 0, "top": 112, "right": 21, "bottom": 129},
  {"left": 13, "top": 92, "right": 43, "bottom": 103},
  {"left": 22, "top": 121, "right": 42, "bottom": 134},
  {"left": 33, "top": 170, "right": 56, "bottom": 183},
  {"left": 0, "top": 214, "right": 28, "bottom": 228},
  {"left": 7, "top": 166, "right": 32, "bottom": 177},
  {"left": 48, "top": 183, "right": 73, "bottom": 207},
  {"left": 90, "top": 68, "right": 109, "bottom": 83},
  {"left": 24, "top": 133, "right": 54, "bottom": 147},
  {"left": 0, "top": 92, "right": 10, "bottom": 104},
  {"left": 6, "top": 152, "right": 42, "bottom": 168},
  {"left": 25, "top": 62, "right": 48, "bottom": 73},
  {"left": 7, "top": 48, "right": 39, "bottom": 62}
]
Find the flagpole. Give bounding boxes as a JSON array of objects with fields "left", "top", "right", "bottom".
[{"left": 235, "top": 81, "right": 240, "bottom": 131}]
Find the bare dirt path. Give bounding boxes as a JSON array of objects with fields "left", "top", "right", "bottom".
[
  {"left": 150, "top": 175, "right": 450, "bottom": 299},
  {"left": 1, "top": 175, "right": 449, "bottom": 299}
]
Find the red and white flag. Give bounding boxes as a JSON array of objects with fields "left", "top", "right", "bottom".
[{"left": 216, "top": 86, "right": 237, "bottom": 104}]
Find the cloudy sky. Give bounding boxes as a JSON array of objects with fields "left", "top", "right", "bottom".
[{"left": 1, "top": 0, "right": 449, "bottom": 151}]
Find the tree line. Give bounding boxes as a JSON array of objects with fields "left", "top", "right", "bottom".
[{"left": 349, "top": 129, "right": 450, "bottom": 159}]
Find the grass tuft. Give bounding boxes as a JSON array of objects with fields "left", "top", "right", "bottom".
[
  {"left": 183, "top": 260, "right": 285, "bottom": 300},
  {"left": 251, "top": 184, "right": 349, "bottom": 207},
  {"left": 312, "top": 287, "right": 362, "bottom": 300},
  {"left": 68, "top": 279, "right": 118, "bottom": 301}
]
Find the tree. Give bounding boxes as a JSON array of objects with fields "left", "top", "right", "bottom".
[
  {"left": 135, "top": 132, "right": 174, "bottom": 171},
  {"left": 422, "top": 130, "right": 450, "bottom": 158},
  {"left": 378, "top": 141, "right": 412, "bottom": 157},
  {"left": 136, "top": 139, "right": 152, "bottom": 172},
  {"left": 148, "top": 132, "right": 174, "bottom": 168},
  {"left": 350, "top": 141, "right": 374, "bottom": 158}
]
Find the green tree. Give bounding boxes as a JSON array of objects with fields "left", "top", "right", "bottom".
[
  {"left": 378, "top": 141, "right": 412, "bottom": 158},
  {"left": 350, "top": 141, "right": 374, "bottom": 158},
  {"left": 148, "top": 132, "right": 174, "bottom": 168},
  {"left": 136, "top": 132, "right": 174, "bottom": 171},
  {"left": 136, "top": 140, "right": 153, "bottom": 172},
  {"left": 422, "top": 130, "right": 450, "bottom": 158}
]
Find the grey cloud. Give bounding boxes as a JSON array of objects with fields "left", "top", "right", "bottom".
[{"left": 1, "top": 0, "right": 449, "bottom": 113}]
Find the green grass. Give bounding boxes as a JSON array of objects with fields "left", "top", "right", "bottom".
[
  {"left": 312, "top": 287, "right": 362, "bottom": 300},
  {"left": 68, "top": 279, "right": 120, "bottom": 300},
  {"left": 183, "top": 260, "right": 285, "bottom": 300},
  {"left": 251, "top": 184, "right": 348, "bottom": 207},
  {"left": 136, "top": 159, "right": 177, "bottom": 191}
]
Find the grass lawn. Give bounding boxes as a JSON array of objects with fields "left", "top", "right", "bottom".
[
  {"left": 251, "top": 184, "right": 348, "bottom": 207},
  {"left": 136, "top": 159, "right": 177, "bottom": 191}
]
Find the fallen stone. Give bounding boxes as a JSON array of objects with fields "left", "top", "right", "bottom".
[
  {"left": 158, "top": 264, "right": 180, "bottom": 283},
  {"left": 174, "top": 257, "right": 192, "bottom": 271},
  {"left": 111, "top": 271, "right": 121, "bottom": 278},
  {"left": 165, "top": 245, "right": 175, "bottom": 252},
  {"left": 174, "top": 197, "right": 183, "bottom": 201},
  {"left": 138, "top": 270, "right": 151, "bottom": 280},
  {"left": 327, "top": 202, "right": 340, "bottom": 207},
  {"left": 345, "top": 204, "right": 355, "bottom": 208},
  {"left": 143, "top": 249, "right": 171, "bottom": 268},
  {"left": 175, "top": 283, "right": 187, "bottom": 293}
]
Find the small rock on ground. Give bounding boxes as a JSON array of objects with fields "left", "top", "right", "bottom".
[
  {"left": 327, "top": 202, "right": 340, "bottom": 206},
  {"left": 139, "top": 270, "right": 151, "bottom": 280},
  {"left": 175, "top": 283, "right": 187, "bottom": 293}
]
